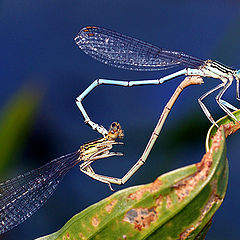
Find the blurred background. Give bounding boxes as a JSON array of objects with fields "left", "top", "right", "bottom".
[{"left": 1, "top": 0, "right": 240, "bottom": 239}]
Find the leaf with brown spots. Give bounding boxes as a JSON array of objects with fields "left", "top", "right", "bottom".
[{"left": 36, "top": 110, "right": 240, "bottom": 240}]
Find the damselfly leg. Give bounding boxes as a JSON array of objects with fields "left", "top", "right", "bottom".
[
  {"left": 236, "top": 78, "right": 240, "bottom": 101},
  {"left": 79, "top": 122, "right": 124, "bottom": 190}
]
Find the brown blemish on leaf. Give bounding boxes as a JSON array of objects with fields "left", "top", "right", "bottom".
[
  {"left": 128, "top": 178, "right": 162, "bottom": 200},
  {"left": 66, "top": 232, "right": 70, "bottom": 239},
  {"left": 200, "top": 181, "right": 222, "bottom": 221},
  {"left": 123, "top": 207, "right": 157, "bottom": 231},
  {"left": 78, "top": 232, "right": 86, "bottom": 239},
  {"left": 179, "top": 225, "right": 195, "bottom": 239},
  {"left": 155, "top": 195, "right": 163, "bottom": 206},
  {"left": 173, "top": 128, "right": 224, "bottom": 202},
  {"left": 179, "top": 180, "right": 222, "bottom": 239},
  {"left": 105, "top": 199, "right": 118, "bottom": 213},
  {"left": 92, "top": 216, "right": 100, "bottom": 228},
  {"left": 222, "top": 121, "right": 240, "bottom": 137},
  {"left": 166, "top": 195, "right": 172, "bottom": 209}
]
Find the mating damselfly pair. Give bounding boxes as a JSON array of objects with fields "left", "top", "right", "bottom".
[
  {"left": 0, "top": 25, "right": 239, "bottom": 235},
  {"left": 74, "top": 26, "right": 240, "bottom": 184}
]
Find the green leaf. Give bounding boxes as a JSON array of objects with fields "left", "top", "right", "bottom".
[
  {"left": 37, "top": 110, "right": 240, "bottom": 240},
  {"left": 0, "top": 87, "right": 41, "bottom": 174}
]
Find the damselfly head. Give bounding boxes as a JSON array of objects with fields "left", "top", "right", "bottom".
[
  {"left": 235, "top": 69, "right": 240, "bottom": 80},
  {"left": 106, "top": 122, "right": 124, "bottom": 140},
  {"left": 79, "top": 122, "right": 124, "bottom": 162}
]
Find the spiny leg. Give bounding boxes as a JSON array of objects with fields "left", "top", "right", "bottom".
[
  {"left": 77, "top": 122, "right": 125, "bottom": 190},
  {"left": 236, "top": 79, "right": 240, "bottom": 101},
  {"left": 219, "top": 99, "right": 238, "bottom": 111},
  {"left": 79, "top": 142, "right": 123, "bottom": 190},
  {"left": 80, "top": 76, "right": 203, "bottom": 186},
  {"left": 216, "top": 78, "right": 238, "bottom": 122},
  {"left": 80, "top": 163, "right": 115, "bottom": 190},
  {"left": 198, "top": 83, "right": 225, "bottom": 127},
  {"left": 80, "top": 141, "right": 124, "bottom": 171},
  {"left": 76, "top": 68, "right": 206, "bottom": 136},
  {"left": 80, "top": 149, "right": 123, "bottom": 170}
]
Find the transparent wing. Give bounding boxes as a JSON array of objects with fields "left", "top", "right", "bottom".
[
  {"left": 0, "top": 152, "right": 79, "bottom": 234},
  {"left": 74, "top": 26, "right": 204, "bottom": 71}
]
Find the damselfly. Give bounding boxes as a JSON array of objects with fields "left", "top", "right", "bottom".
[
  {"left": 74, "top": 26, "right": 240, "bottom": 136},
  {"left": 0, "top": 122, "right": 123, "bottom": 235},
  {"left": 73, "top": 26, "right": 239, "bottom": 186}
]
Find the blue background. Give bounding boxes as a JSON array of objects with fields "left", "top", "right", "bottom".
[{"left": 1, "top": 0, "right": 240, "bottom": 239}]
